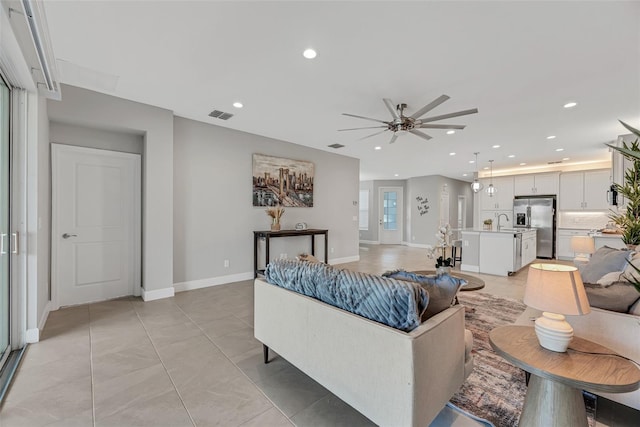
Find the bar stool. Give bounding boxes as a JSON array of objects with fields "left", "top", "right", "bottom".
[{"left": 452, "top": 239, "right": 462, "bottom": 266}]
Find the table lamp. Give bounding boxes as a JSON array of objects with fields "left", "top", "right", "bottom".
[
  {"left": 570, "top": 236, "right": 595, "bottom": 265},
  {"left": 523, "top": 263, "right": 591, "bottom": 352}
]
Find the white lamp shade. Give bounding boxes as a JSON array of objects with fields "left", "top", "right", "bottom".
[
  {"left": 523, "top": 263, "right": 591, "bottom": 316},
  {"left": 570, "top": 236, "right": 595, "bottom": 254}
]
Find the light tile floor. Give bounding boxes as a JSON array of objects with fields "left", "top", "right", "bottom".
[{"left": 0, "top": 245, "right": 635, "bottom": 426}]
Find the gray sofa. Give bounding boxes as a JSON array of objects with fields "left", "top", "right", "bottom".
[{"left": 254, "top": 277, "right": 474, "bottom": 426}]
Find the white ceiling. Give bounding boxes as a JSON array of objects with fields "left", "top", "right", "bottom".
[{"left": 42, "top": 1, "right": 640, "bottom": 181}]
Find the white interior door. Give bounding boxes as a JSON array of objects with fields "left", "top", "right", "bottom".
[
  {"left": 52, "top": 144, "right": 141, "bottom": 307},
  {"left": 379, "top": 187, "right": 403, "bottom": 244}
]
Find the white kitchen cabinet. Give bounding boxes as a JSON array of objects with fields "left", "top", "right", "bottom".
[
  {"left": 514, "top": 173, "right": 559, "bottom": 196},
  {"left": 521, "top": 230, "right": 537, "bottom": 267},
  {"left": 479, "top": 232, "right": 516, "bottom": 276},
  {"left": 556, "top": 229, "right": 589, "bottom": 260},
  {"left": 480, "top": 176, "right": 514, "bottom": 211},
  {"left": 559, "top": 169, "right": 611, "bottom": 211},
  {"left": 594, "top": 234, "right": 626, "bottom": 250}
]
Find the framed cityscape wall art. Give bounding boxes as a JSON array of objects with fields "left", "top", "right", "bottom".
[{"left": 252, "top": 154, "right": 314, "bottom": 207}]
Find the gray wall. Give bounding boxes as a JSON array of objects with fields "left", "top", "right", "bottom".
[
  {"left": 358, "top": 180, "right": 407, "bottom": 242},
  {"left": 173, "top": 117, "right": 360, "bottom": 283},
  {"left": 360, "top": 176, "right": 472, "bottom": 246},
  {"left": 48, "top": 84, "right": 174, "bottom": 295}
]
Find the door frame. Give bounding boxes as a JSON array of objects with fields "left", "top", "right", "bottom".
[
  {"left": 51, "top": 144, "right": 142, "bottom": 309},
  {"left": 378, "top": 186, "right": 403, "bottom": 244}
]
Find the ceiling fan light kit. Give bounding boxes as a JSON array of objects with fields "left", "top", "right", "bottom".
[{"left": 339, "top": 95, "right": 478, "bottom": 145}]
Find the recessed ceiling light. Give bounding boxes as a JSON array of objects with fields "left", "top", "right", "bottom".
[
  {"left": 492, "top": 144, "right": 500, "bottom": 148},
  {"left": 469, "top": 160, "right": 475, "bottom": 164},
  {"left": 520, "top": 162, "right": 527, "bottom": 166},
  {"left": 562, "top": 157, "right": 570, "bottom": 161},
  {"left": 483, "top": 166, "right": 489, "bottom": 170},
  {"left": 508, "top": 154, "right": 515, "bottom": 158},
  {"left": 546, "top": 135, "right": 556, "bottom": 140},
  {"left": 446, "top": 130, "right": 455, "bottom": 135},
  {"left": 374, "top": 146, "right": 382, "bottom": 150},
  {"left": 394, "top": 173, "right": 399, "bottom": 177},
  {"left": 563, "top": 102, "right": 577, "bottom": 108},
  {"left": 462, "top": 173, "right": 468, "bottom": 177},
  {"left": 449, "top": 152, "right": 456, "bottom": 156},
  {"left": 303, "top": 48, "right": 317, "bottom": 59},
  {"left": 555, "top": 148, "right": 564, "bottom": 152},
  {"left": 232, "top": 102, "right": 243, "bottom": 109}
]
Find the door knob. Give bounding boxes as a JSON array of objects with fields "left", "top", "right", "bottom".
[{"left": 62, "top": 233, "right": 78, "bottom": 239}]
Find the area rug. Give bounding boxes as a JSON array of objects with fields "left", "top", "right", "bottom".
[
  {"left": 452, "top": 292, "right": 595, "bottom": 427},
  {"left": 451, "top": 292, "right": 528, "bottom": 427}
]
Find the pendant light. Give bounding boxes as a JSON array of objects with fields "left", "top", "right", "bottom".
[
  {"left": 471, "top": 152, "right": 484, "bottom": 193},
  {"left": 486, "top": 159, "right": 497, "bottom": 197}
]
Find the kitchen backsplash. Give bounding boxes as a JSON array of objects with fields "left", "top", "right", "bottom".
[{"left": 557, "top": 211, "right": 611, "bottom": 229}]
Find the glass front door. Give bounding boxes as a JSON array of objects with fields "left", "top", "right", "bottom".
[{"left": 0, "top": 77, "right": 10, "bottom": 367}]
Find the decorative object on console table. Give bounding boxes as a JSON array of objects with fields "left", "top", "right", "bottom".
[
  {"left": 523, "top": 263, "right": 590, "bottom": 353},
  {"left": 570, "top": 236, "right": 595, "bottom": 266},
  {"left": 265, "top": 205, "right": 284, "bottom": 231}
]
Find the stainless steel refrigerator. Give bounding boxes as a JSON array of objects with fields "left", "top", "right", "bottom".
[{"left": 513, "top": 196, "right": 556, "bottom": 259}]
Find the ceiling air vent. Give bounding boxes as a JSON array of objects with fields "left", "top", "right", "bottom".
[
  {"left": 328, "top": 143, "right": 345, "bottom": 149},
  {"left": 208, "top": 110, "right": 234, "bottom": 120},
  {"left": 548, "top": 160, "right": 562, "bottom": 164}
]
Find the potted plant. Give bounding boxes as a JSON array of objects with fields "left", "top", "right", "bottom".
[
  {"left": 426, "top": 224, "right": 453, "bottom": 274},
  {"left": 483, "top": 218, "right": 493, "bottom": 230},
  {"left": 608, "top": 121, "right": 640, "bottom": 248},
  {"left": 266, "top": 205, "right": 285, "bottom": 231}
]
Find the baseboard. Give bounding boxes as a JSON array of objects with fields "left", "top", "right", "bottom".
[
  {"left": 25, "top": 301, "right": 52, "bottom": 343},
  {"left": 141, "top": 286, "right": 175, "bottom": 302},
  {"left": 405, "top": 242, "right": 430, "bottom": 249},
  {"left": 173, "top": 272, "right": 254, "bottom": 293},
  {"left": 359, "top": 240, "right": 379, "bottom": 245},
  {"left": 25, "top": 328, "right": 39, "bottom": 344},
  {"left": 329, "top": 255, "right": 360, "bottom": 265}
]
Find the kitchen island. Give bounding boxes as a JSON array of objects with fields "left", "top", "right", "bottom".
[{"left": 461, "top": 228, "right": 537, "bottom": 276}]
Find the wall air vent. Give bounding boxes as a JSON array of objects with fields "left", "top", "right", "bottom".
[
  {"left": 328, "top": 143, "right": 345, "bottom": 149},
  {"left": 208, "top": 110, "right": 234, "bottom": 120}
]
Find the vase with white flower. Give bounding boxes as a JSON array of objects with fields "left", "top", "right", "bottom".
[
  {"left": 266, "top": 205, "right": 285, "bottom": 231},
  {"left": 426, "top": 223, "right": 453, "bottom": 275}
]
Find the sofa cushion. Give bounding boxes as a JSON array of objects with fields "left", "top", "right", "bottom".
[
  {"left": 580, "top": 246, "right": 633, "bottom": 284},
  {"left": 382, "top": 270, "right": 465, "bottom": 319},
  {"left": 264, "top": 259, "right": 429, "bottom": 332},
  {"left": 584, "top": 281, "right": 640, "bottom": 313}
]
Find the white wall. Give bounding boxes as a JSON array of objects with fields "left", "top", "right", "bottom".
[
  {"left": 48, "top": 84, "right": 174, "bottom": 296},
  {"left": 173, "top": 117, "right": 360, "bottom": 285},
  {"left": 50, "top": 121, "right": 143, "bottom": 154}
]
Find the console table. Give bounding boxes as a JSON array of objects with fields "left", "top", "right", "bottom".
[{"left": 253, "top": 229, "right": 329, "bottom": 278}]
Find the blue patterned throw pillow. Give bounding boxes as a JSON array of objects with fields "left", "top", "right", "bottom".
[{"left": 382, "top": 270, "right": 466, "bottom": 319}]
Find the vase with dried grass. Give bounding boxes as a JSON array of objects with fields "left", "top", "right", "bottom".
[{"left": 266, "top": 205, "right": 285, "bottom": 231}]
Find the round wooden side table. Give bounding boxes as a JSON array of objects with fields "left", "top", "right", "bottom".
[{"left": 490, "top": 325, "right": 640, "bottom": 427}]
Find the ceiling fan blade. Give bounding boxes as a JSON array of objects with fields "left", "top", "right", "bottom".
[
  {"left": 389, "top": 133, "right": 399, "bottom": 144},
  {"left": 383, "top": 98, "right": 400, "bottom": 120},
  {"left": 338, "top": 126, "right": 387, "bottom": 131},
  {"left": 342, "top": 113, "right": 389, "bottom": 124},
  {"left": 410, "top": 130, "right": 433, "bottom": 141},
  {"left": 419, "top": 108, "right": 479, "bottom": 124},
  {"left": 359, "top": 129, "right": 388, "bottom": 141},
  {"left": 409, "top": 94, "right": 450, "bottom": 119},
  {"left": 418, "top": 124, "right": 466, "bottom": 130}
]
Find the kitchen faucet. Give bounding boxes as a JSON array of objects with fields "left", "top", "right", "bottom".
[{"left": 497, "top": 213, "right": 509, "bottom": 231}]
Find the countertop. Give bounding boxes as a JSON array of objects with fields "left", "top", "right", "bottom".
[{"left": 462, "top": 228, "right": 537, "bottom": 235}]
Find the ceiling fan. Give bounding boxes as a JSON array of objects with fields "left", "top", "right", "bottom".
[{"left": 339, "top": 95, "right": 478, "bottom": 144}]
